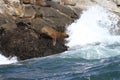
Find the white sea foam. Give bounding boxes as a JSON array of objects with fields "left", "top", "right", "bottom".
[
  {"left": 66, "top": 5, "right": 120, "bottom": 48},
  {"left": 0, "top": 54, "right": 17, "bottom": 65},
  {"left": 58, "top": 5, "right": 120, "bottom": 59}
]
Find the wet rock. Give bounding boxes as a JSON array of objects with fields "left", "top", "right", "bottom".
[
  {"left": 0, "top": 22, "right": 17, "bottom": 31},
  {"left": 46, "top": 1, "right": 78, "bottom": 19},
  {"left": 113, "top": 0, "right": 120, "bottom": 6},
  {"left": 0, "top": 0, "right": 80, "bottom": 60},
  {"left": 0, "top": 24, "right": 68, "bottom": 60}
]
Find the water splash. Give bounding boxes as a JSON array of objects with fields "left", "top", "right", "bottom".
[
  {"left": 0, "top": 54, "right": 17, "bottom": 65},
  {"left": 60, "top": 5, "right": 120, "bottom": 59},
  {"left": 66, "top": 5, "right": 120, "bottom": 47}
]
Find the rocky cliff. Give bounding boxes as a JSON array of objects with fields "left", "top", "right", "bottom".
[{"left": 0, "top": 0, "right": 80, "bottom": 60}]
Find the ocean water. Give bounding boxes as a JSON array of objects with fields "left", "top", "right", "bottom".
[{"left": 0, "top": 5, "right": 120, "bottom": 80}]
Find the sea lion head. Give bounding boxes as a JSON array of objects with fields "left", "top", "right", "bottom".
[{"left": 61, "top": 33, "right": 69, "bottom": 38}]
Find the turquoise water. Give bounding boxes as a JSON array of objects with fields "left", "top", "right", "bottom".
[
  {"left": 0, "top": 42, "right": 120, "bottom": 80},
  {"left": 0, "top": 5, "right": 120, "bottom": 80},
  {"left": 0, "top": 48, "right": 120, "bottom": 80}
]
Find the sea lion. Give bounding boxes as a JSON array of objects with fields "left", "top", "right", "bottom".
[
  {"left": 2, "top": 0, "right": 24, "bottom": 18},
  {"left": 11, "top": 2, "right": 24, "bottom": 17},
  {"left": 20, "top": 0, "right": 48, "bottom": 7},
  {"left": 41, "top": 26, "right": 69, "bottom": 46},
  {"left": 10, "top": 3, "right": 36, "bottom": 21},
  {"left": 60, "top": 0, "right": 76, "bottom": 6},
  {"left": 18, "top": 5, "right": 36, "bottom": 22}
]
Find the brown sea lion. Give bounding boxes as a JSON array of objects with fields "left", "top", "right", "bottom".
[
  {"left": 41, "top": 26, "right": 69, "bottom": 46},
  {"left": 11, "top": 2, "right": 24, "bottom": 17},
  {"left": 20, "top": 0, "right": 48, "bottom": 7},
  {"left": 60, "top": 0, "right": 76, "bottom": 6},
  {"left": 19, "top": 5, "right": 36, "bottom": 22},
  {"left": 10, "top": 4, "right": 36, "bottom": 21}
]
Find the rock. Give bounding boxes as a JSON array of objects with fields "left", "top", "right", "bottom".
[
  {"left": 28, "top": 6, "right": 73, "bottom": 32},
  {"left": 93, "top": 0, "right": 120, "bottom": 13},
  {"left": 113, "top": 0, "right": 120, "bottom": 6},
  {"left": 0, "top": 0, "right": 80, "bottom": 60},
  {"left": 46, "top": 1, "right": 79, "bottom": 19},
  {"left": 0, "top": 22, "right": 68, "bottom": 60},
  {"left": 60, "top": 0, "right": 120, "bottom": 13},
  {"left": 0, "top": 22, "right": 17, "bottom": 31},
  {"left": 20, "top": 5, "right": 36, "bottom": 20},
  {"left": 0, "top": 13, "right": 7, "bottom": 25}
]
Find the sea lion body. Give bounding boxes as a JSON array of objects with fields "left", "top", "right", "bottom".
[
  {"left": 41, "top": 26, "right": 69, "bottom": 45},
  {"left": 60, "top": 0, "right": 76, "bottom": 6},
  {"left": 20, "top": 0, "right": 47, "bottom": 7}
]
